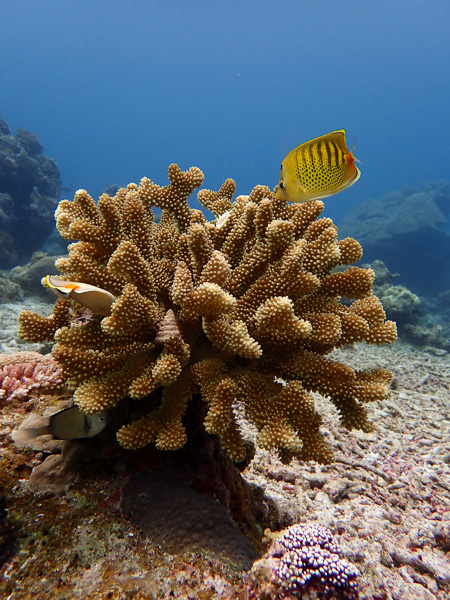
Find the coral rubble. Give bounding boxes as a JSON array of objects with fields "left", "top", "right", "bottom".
[
  {"left": 18, "top": 164, "right": 397, "bottom": 465},
  {"left": 0, "top": 118, "right": 61, "bottom": 268}
]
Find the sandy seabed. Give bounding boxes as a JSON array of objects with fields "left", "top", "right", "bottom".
[{"left": 0, "top": 334, "right": 449, "bottom": 599}]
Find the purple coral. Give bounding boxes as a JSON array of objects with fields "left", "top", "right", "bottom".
[
  {"left": 234, "top": 523, "right": 360, "bottom": 600},
  {"left": 272, "top": 524, "right": 360, "bottom": 599}
]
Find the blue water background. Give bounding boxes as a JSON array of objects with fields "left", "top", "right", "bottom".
[{"left": 1, "top": 0, "right": 449, "bottom": 225}]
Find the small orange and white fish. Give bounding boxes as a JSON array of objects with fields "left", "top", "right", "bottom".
[
  {"left": 276, "top": 130, "right": 361, "bottom": 203},
  {"left": 42, "top": 275, "right": 116, "bottom": 316}
]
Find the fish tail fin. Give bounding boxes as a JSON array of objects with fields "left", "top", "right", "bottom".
[
  {"left": 348, "top": 139, "right": 361, "bottom": 164},
  {"left": 12, "top": 426, "right": 52, "bottom": 446}
]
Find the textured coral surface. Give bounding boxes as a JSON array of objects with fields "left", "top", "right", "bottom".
[
  {"left": 234, "top": 523, "right": 360, "bottom": 599},
  {"left": 18, "top": 165, "right": 397, "bottom": 464},
  {"left": 122, "top": 472, "right": 257, "bottom": 570},
  {"left": 0, "top": 351, "right": 65, "bottom": 405}
]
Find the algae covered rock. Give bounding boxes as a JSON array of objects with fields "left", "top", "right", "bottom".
[
  {"left": 0, "top": 118, "right": 61, "bottom": 268},
  {"left": 339, "top": 182, "right": 450, "bottom": 296}
]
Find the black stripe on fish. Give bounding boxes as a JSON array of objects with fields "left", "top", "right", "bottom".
[
  {"left": 324, "top": 140, "right": 333, "bottom": 167},
  {"left": 331, "top": 142, "right": 341, "bottom": 168},
  {"left": 317, "top": 140, "right": 327, "bottom": 167},
  {"left": 306, "top": 142, "right": 317, "bottom": 173},
  {"left": 335, "top": 142, "right": 345, "bottom": 167}
]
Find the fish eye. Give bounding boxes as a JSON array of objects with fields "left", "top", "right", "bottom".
[{"left": 98, "top": 416, "right": 105, "bottom": 422}]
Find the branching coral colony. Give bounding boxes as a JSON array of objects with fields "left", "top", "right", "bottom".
[{"left": 18, "top": 164, "right": 397, "bottom": 464}]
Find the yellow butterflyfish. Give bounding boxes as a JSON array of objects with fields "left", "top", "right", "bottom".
[
  {"left": 275, "top": 130, "right": 361, "bottom": 203},
  {"left": 42, "top": 275, "right": 116, "bottom": 316}
]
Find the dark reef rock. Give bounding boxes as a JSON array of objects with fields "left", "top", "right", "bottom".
[
  {"left": 339, "top": 181, "right": 450, "bottom": 296},
  {"left": 0, "top": 495, "right": 16, "bottom": 568},
  {"left": 102, "top": 183, "right": 121, "bottom": 197},
  {"left": 0, "top": 118, "right": 61, "bottom": 268},
  {"left": 369, "top": 260, "right": 421, "bottom": 327},
  {"left": 122, "top": 471, "right": 258, "bottom": 570},
  {"left": 367, "top": 260, "right": 450, "bottom": 350},
  {"left": 9, "top": 253, "right": 60, "bottom": 298}
]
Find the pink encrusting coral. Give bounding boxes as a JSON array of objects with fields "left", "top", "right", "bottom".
[{"left": 0, "top": 351, "right": 65, "bottom": 404}]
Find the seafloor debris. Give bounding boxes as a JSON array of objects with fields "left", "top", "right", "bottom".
[{"left": 18, "top": 164, "right": 397, "bottom": 465}]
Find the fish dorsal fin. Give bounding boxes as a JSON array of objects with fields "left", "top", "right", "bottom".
[
  {"left": 327, "top": 130, "right": 347, "bottom": 152},
  {"left": 42, "top": 275, "right": 79, "bottom": 294}
]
